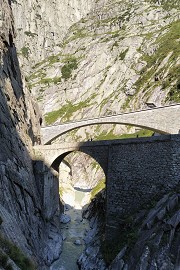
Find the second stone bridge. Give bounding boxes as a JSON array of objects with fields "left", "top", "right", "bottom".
[
  {"left": 34, "top": 135, "right": 180, "bottom": 241},
  {"left": 41, "top": 104, "right": 180, "bottom": 144}
]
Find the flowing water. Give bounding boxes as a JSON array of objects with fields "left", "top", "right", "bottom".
[{"left": 50, "top": 190, "right": 90, "bottom": 270}]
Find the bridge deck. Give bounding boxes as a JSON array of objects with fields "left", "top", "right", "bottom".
[{"left": 41, "top": 104, "right": 180, "bottom": 144}]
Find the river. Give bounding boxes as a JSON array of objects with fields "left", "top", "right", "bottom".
[{"left": 50, "top": 190, "right": 90, "bottom": 270}]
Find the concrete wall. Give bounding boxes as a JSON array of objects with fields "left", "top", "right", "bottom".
[{"left": 106, "top": 135, "right": 180, "bottom": 239}]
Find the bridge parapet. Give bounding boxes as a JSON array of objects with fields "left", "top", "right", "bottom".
[{"left": 41, "top": 104, "right": 180, "bottom": 144}]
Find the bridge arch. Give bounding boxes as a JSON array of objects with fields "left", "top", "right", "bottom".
[
  {"left": 45, "top": 122, "right": 160, "bottom": 145},
  {"left": 41, "top": 105, "right": 180, "bottom": 144},
  {"left": 34, "top": 141, "right": 110, "bottom": 176},
  {"left": 51, "top": 150, "right": 106, "bottom": 203},
  {"left": 50, "top": 148, "right": 107, "bottom": 179},
  {"left": 51, "top": 151, "right": 72, "bottom": 172}
]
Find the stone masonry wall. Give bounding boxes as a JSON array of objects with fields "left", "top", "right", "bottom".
[
  {"left": 33, "top": 135, "right": 180, "bottom": 245},
  {"left": 106, "top": 135, "right": 180, "bottom": 238}
]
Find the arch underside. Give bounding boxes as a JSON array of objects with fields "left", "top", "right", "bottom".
[
  {"left": 51, "top": 151, "right": 72, "bottom": 172},
  {"left": 45, "top": 121, "right": 168, "bottom": 145},
  {"left": 51, "top": 149, "right": 107, "bottom": 176}
]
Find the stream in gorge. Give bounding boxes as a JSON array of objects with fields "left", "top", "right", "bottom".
[{"left": 50, "top": 190, "right": 90, "bottom": 270}]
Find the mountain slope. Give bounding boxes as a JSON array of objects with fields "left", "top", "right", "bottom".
[{"left": 24, "top": 2, "right": 179, "bottom": 117}]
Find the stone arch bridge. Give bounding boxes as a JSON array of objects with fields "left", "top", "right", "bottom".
[
  {"left": 41, "top": 104, "right": 180, "bottom": 144},
  {"left": 34, "top": 135, "right": 180, "bottom": 241}
]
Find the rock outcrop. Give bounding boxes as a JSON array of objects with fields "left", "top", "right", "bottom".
[
  {"left": 0, "top": 1, "right": 62, "bottom": 268},
  {"left": 11, "top": 0, "right": 95, "bottom": 72},
  {"left": 78, "top": 189, "right": 180, "bottom": 270},
  {"left": 109, "top": 190, "right": 180, "bottom": 270}
]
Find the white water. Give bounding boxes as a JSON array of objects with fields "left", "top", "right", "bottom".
[{"left": 50, "top": 190, "right": 90, "bottom": 270}]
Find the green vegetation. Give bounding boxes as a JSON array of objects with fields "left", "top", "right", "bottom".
[
  {"left": 20, "top": 46, "right": 29, "bottom": 59},
  {"left": 101, "top": 215, "right": 138, "bottom": 264},
  {"left": 0, "top": 251, "right": 11, "bottom": 270},
  {"left": 149, "top": 0, "right": 180, "bottom": 10},
  {"left": 64, "top": 28, "right": 87, "bottom": 44},
  {"left": 94, "top": 128, "right": 154, "bottom": 141},
  {"left": 24, "top": 31, "right": 37, "bottom": 37},
  {"left": 119, "top": 48, "right": 129, "bottom": 60},
  {"left": 136, "top": 20, "right": 180, "bottom": 102},
  {"left": 48, "top": 54, "right": 61, "bottom": 65},
  {"left": 111, "top": 32, "right": 119, "bottom": 38},
  {"left": 120, "top": 129, "right": 154, "bottom": 138},
  {"left": 59, "top": 187, "right": 63, "bottom": 197},
  {"left": 0, "top": 234, "right": 35, "bottom": 270},
  {"left": 111, "top": 41, "right": 119, "bottom": 50},
  {"left": 90, "top": 179, "right": 105, "bottom": 199},
  {"left": 39, "top": 76, "right": 61, "bottom": 85},
  {"left": 121, "top": 96, "right": 131, "bottom": 110},
  {"left": 165, "top": 65, "right": 180, "bottom": 102},
  {"left": 61, "top": 56, "right": 78, "bottom": 80},
  {"left": 45, "top": 94, "right": 96, "bottom": 124}
]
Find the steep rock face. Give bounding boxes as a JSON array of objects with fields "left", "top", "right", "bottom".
[
  {"left": 0, "top": 1, "right": 62, "bottom": 268},
  {"left": 109, "top": 190, "right": 180, "bottom": 270},
  {"left": 61, "top": 152, "right": 105, "bottom": 189},
  {"left": 11, "top": 0, "right": 95, "bottom": 73},
  {"left": 78, "top": 189, "right": 180, "bottom": 270},
  {"left": 25, "top": 1, "right": 179, "bottom": 119}
]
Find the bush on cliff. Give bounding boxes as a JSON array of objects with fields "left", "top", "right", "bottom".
[{"left": 0, "top": 234, "right": 35, "bottom": 270}]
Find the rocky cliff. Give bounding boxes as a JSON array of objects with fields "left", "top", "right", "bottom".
[
  {"left": 78, "top": 188, "right": 180, "bottom": 270},
  {"left": 11, "top": 0, "right": 94, "bottom": 74},
  {"left": 0, "top": 1, "right": 62, "bottom": 268}
]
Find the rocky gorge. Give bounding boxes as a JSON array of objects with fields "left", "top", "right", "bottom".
[
  {"left": 0, "top": 0, "right": 180, "bottom": 269},
  {"left": 0, "top": 1, "right": 62, "bottom": 268}
]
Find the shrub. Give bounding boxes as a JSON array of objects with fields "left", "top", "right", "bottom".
[
  {"left": 5, "top": 263, "right": 13, "bottom": 270},
  {"left": 119, "top": 48, "right": 128, "bottom": 60},
  {"left": 0, "top": 252, "right": 8, "bottom": 267},
  {"left": 21, "top": 46, "right": 29, "bottom": 59},
  {"left": 24, "top": 31, "right": 37, "bottom": 37},
  {"left": 61, "top": 57, "right": 78, "bottom": 80},
  {"left": 0, "top": 234, "right": 35, "bottom": 270}
]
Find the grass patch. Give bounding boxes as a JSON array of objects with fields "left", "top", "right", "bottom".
[
  {"left": 39, "top": 76, "right": 61, "bottom": 85},
  {"left": 64, "top": 28, "right": 87, "bottom": 44},
  {"left": 135, "top": 20, "right": 180, "bottom": 100},
  {"left": 149, "top": 0, "right": 180, "bottom": 10},
  {"left": 94, "top": 128, "right": 154, "bottom": 141},
  {"left": 0, "top": 234, "right": 35, "bottom": 270},
  {"left": 91, "top": 179, "right": 105, "bottom": 199},
  {"left": 120, "top": 129, "right": 154, "bottom": 139},
  {"left": 45, "top": 94, "right": 96, "bottom": 124},
  {"left": 165, "top": 65, "right": 180, "bottom": 102}
]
